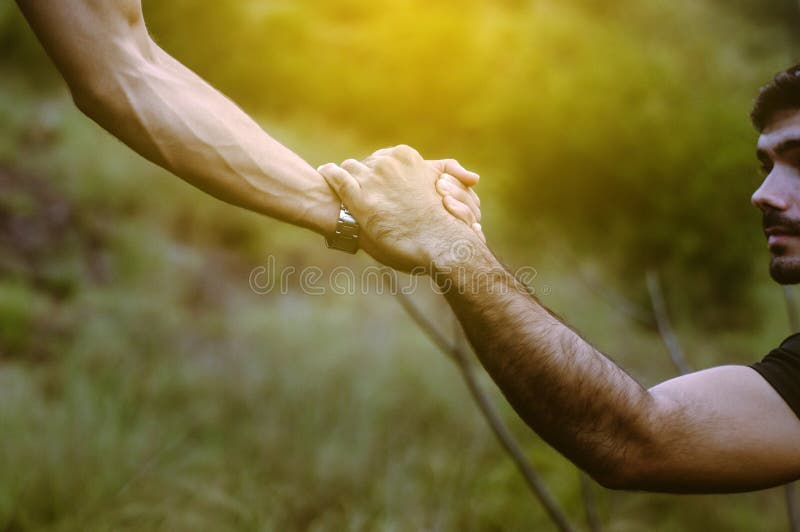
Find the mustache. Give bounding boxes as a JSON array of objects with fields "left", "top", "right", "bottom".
[{"left": 763, "top": 210, "right": 800, "bottom": 235}]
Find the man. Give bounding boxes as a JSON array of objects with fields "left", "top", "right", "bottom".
[
  {"left": 318, "top": 65, "right": 800, "bottom": 493},
  {"left": 15, "top": 0, "right": 484, "bottom": 250}
]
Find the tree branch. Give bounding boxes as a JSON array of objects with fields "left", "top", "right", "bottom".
[
  {"left": 393, "top": 290, "right": 577, "bottom": 532},
  {"left": 646, "top": 271, "right": 693, "bottom": 375},
  {"left": 579, "top": 471, "right": 601, "bottom": 532}
]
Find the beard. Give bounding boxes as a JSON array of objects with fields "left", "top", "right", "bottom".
[
  {"left": 763, "top": 209, "right": 800, "bottom": 284},
  {"left": 770, "top": 255, "right": 800, "bottom": 284}
]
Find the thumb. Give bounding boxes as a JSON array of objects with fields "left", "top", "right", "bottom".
[
  {"left": 429, "top": 158, "right": 479, "bottom": 187},
  {"left": 317, "top": 163, "right": 361, "bottom": 206}
]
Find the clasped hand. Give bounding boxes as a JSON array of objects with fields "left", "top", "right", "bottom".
[{"left": 319, "top": 145, "right": 485, "bottom": 272}]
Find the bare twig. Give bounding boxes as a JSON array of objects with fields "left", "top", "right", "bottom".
[
  {"left": 782, "top": 286, "right": 800, "bottom": 532},
  {"left": 547, "top": 239, "right": 654, "bottom": 327},
  {"left": 575, "top": 268, "right": 654, "bottom": 327},
  {"left": 579, "top": 471, "right": 601, "bottom": 532},
  {"left": 393, "top": 291, "right": 576, "bottom": 532},
  {"left": 646, "top": 271, "right": 693, "bottom": 375},
  {"left": 786, "top": 483, "right": 800, "bottom": 532}
]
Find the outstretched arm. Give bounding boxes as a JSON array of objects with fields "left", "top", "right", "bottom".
[
  {"left": 431, "top": 249, "right": 800, "bottom": 493},
  {"left": 319, "top": 146, "right": 800, "bottom": 493},
  {"left": 16, "top": 0, "right": 480, "bottom": 238}
]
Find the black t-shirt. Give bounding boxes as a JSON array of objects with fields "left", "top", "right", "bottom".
[{"left": 751, "top": 333, "right": 800, "bottom": 419}]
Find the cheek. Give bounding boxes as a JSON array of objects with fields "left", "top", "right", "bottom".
[
  {"left": 783, "top": 189, "right": 800, "bottom": 213},
  {"left": 757, "top": 173, "right": 800, "bottom": 209}
]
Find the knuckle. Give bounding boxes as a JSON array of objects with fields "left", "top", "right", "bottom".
[
  {"left": 392, "top": 144, "right": 418, "bottom": 161},
  {"left": 340, "top": 159, "right": 362, "bottom": 174}
]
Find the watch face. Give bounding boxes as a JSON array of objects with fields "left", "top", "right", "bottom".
[
  {"left": 341, "top": 210, "right": 357, "bottom": 225},
  {"left": 325, "top": 205, "right": 360, "bottom": 254}
]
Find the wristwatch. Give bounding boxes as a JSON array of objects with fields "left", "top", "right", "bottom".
[{"left": 325, "top": 204, "right": 360, "bottom": 254}]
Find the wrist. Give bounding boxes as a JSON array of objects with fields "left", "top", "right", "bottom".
[
  {"left": 427, "top": 227, "right": 491, "bottom": 273},
  {"left": 427, "top": 229, "right": 515, "bottom": 296},
  {"left": 304, "top": 183, "right": 341, "bottom": 237},
  {"left": 325, "top": 205, "right": 360, "bottom": 254}
]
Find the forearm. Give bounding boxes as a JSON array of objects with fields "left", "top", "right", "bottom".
[
  {"left": 75, "top": 45, "right": 338, "bottom": 234},
  {"left": 17, "top": 0, "right": 338, "bottom": 235},
  {"left": 432, "top": 237, "right": 659, "bottom": 486},
  {"left": 431, "top": 237, "right": 800, "bottom": 492}
]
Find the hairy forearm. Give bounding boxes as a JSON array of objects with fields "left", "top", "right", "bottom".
[
  {"left": 433, "top": 238, "right": 659, "bottom": 486},
  {"left": 431, "top": 237, "right": 800, "bottom": 492},
  {"left": 315, "top": 135, "right": 800, "bottom": 493}
]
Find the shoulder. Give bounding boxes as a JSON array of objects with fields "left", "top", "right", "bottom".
[{"left": 779, "top": 332, "right": 800, "bottom": 353}]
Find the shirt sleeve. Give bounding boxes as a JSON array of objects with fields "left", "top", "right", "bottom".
[{"left": 751, "top": 332, "right": 800, "bottom": 420}]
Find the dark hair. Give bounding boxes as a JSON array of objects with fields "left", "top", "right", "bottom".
[{"left": 751, "top": 63, "right": 800, "bottom": 132}]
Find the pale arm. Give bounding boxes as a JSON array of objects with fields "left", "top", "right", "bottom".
[
  {"left": 16, "top": 0, "right": 480, "bottom": 237},
  {"left": 17, "top": 0, "right": 341, "bottom": 234}
]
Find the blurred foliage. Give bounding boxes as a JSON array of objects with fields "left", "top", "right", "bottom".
[
  {"left": 142, "top": 0, "right": 797, "bottom": 325},
  {"left": 2, "top": 0, "right": 798, "bottom": 322},
  {"left": 1, "top": 0, "right": 800, "bottom": 530}
]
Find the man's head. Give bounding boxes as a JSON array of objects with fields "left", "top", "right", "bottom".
[{"left": 751, "top": 64, "right": 800, "bottom": 284}]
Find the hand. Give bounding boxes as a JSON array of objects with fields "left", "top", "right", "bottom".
[
  {"left": 382, "top": 153, "right": 484, "bottom": 240},
  {"left": 318, "top": 145, "right": 484, "bottom": 272},
  {"left": 435, "top": 172, "right": 485, "bottom": 243}
]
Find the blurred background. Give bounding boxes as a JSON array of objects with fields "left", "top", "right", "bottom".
[{"left": 1, "top": 0, "right": 800, "bottom": 529}]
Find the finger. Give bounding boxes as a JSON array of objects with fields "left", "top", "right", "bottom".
[
  {"left": 390, "top": 144, "right": 421, "bottom": 162},
  {"left": 467, "top": 186, "right": 481, "bottom": 207},
  {"left": 438, "top": 174, "right": 481, "bottom": 221},
  {"left": 362, "top": 147, "right": 398, "bottom": 169},
  {"left": 429, "top": 158, "right": 480, "bottom": 187},
  {"left": 340, "top": 158, "right": 372, "bottom": 178},
  {"left": 317, "top": 163, "right": 361, "bottom": 206},
  {"left": 472, "top": 223, "right": 487, "bottom": 243},
  {"left": 442, "top": 194, "right": 477, "bottom": 227},
  {"left": 437, "top": 174, "right": 481, "bottom": 222}
]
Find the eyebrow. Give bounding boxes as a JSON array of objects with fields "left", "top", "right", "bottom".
[{"left": 757, "top": 138, "right": 800, "bottom": 161}]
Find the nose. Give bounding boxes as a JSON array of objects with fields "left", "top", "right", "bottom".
[{"left": 752, "top": 171, "right": 790, "bottom": 213}]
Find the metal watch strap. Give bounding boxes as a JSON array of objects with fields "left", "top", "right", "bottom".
[{"left": 325, "top": 204, "right": 360, "bottom": 254}]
